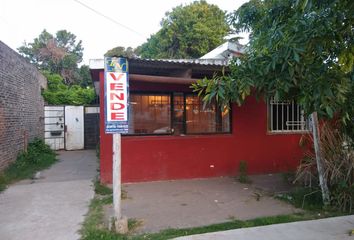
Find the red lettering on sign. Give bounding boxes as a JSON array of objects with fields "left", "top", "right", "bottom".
[
  {"left": 110, "top": 83, "right": 124, "bottom": 90},
  {"left": 107, "top": 72, "right": 127, "bottom": 122},
  {"left": 110, "top": 73, "right": 124, "bottom": 81},
  {"left": 110, "top": 103, "right": 125, "bottom": 110},
  {"left": 110, "top": 92, "right": 125, "bottom": 101},
  {"left": 111, "top": 112, "right": 124, "bottom": 120}
]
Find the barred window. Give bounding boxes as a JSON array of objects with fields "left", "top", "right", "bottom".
[{"left": 268, "top": 98, "right": 309, "bottom": 133}]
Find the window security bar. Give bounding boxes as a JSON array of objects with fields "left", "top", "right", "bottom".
[
  {"left": 286, "top": 121, "right": 307, "bottom": 126},
  {"left": 269, "top": 97, "right": 309, "bottom": 132}
]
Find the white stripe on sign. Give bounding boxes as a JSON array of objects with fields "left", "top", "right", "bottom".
[{"left": 106, "top": 72, "right": 128, "bottom": 122}]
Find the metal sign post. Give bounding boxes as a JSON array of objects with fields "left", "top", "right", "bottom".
[{"left": 104, "top": 57, "right": 129, "bottom": 233}]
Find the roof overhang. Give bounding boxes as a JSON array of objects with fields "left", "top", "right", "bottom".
[
  {"left": 89, "top": 58, "right": 229, "bottom": 83},
  {"left": 89, "top": 58, "right": 228, "bottom": 70}
]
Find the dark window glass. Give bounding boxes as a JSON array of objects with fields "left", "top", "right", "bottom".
[
  {"left": 126, "top": 92, "right": 231, "bottom": 135},
  {"left": 128, "top": 94, "right": 171, "bottom": 134},
  {"left": 172, "top": 93, "right": 185, "bottom": 135},
  {"left": 185, "top": 95, "right": 230, "bottom": 134}
]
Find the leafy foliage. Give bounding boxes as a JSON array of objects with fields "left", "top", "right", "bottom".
[
  {"left": 18, "top": 29, "right": 96, "bottom": 104},
  {"left": 105, "top": 46, "right": 136, "bottom": 58},
  {"left": 18, "top": 29, "right": 90, "bottom": 85},
  {"left": 78, "top": 65, "right": 94, "bottom": 88},
  {"left": 42, "top": 71, "right": 95, "bottom": 105},
  {"left": 137, "top": 0, "right": 229, "bottom": 59},
  {"left": 193, "top": 0, "right": 354, "bottom": 139}
]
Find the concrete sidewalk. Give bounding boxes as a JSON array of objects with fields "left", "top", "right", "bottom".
[
  {"left": 0, "top": 150, "right": 97, "bottom": 240},
  {"left": 120, "top": 175, "right": 300, "bottom": 233},
  {"left": 174, "top": 215, "right": 354, "bottom": 240}
]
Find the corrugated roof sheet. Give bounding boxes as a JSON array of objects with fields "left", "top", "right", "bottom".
[
  {"left": 133, "top": 58, "right": 229, "bottom": 65},
  {"left": 89, "top": 58, "right": 229, "bottom": 70}
]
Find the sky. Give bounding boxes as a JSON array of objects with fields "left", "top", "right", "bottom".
[{"left": 0, "top": 0, "right": 249, "bottom": 65}]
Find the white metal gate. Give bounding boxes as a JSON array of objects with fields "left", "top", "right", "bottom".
[
  {"left": 44, "top": 106, "right": 85, "bottom": 150},
  {"left": 64, "top": 106, "right": 84, "bottom": 150}
]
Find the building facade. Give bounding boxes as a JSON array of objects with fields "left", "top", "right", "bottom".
[{"left": 90, "top": 58, "right": 307, "bottom": 184}]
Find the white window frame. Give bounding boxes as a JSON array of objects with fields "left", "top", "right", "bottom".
[{"left": 268, "top": 97, "right": 310, "bottom": 133}]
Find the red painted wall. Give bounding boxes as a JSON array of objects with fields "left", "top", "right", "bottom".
[{"left": 99, "top": 71, "right": 304, "bottom": 184}]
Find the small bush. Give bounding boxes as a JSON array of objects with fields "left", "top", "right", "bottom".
[
  {"left": 295, "top": 123, "right": 354, "bottom": 212},
  {"left": 0, "top": 138, "right": 56, "bottom": 192},
  {"left": 238, "top": 160, "right": 252, "bottom": 184}
]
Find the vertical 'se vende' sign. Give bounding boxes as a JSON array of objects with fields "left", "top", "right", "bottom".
[{"left": 104, "top": 57, "right": 129, "bottom": 134}]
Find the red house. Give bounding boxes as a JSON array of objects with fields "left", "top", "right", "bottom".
[{"left": 90, "top": 58, "right": 307, "bottom": 184}]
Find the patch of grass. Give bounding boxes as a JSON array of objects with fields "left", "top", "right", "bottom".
[
  {"left": 81, "top": 195, "right": 131, "bottom": 240},
  {"left": 81, "top": 196, "right": 112, "bottom": 239},
  {"left": 94, "top": 180, "right": 128, "bottom": 200},
  {"left": 275, "top": 187, "right": 324, "bottom": 211},
  {"left": 134, "top": 213, "right": 336, "bottom": 240},
  {"left": 95, "top": 180, "right": 113, "bottom": 195},
  {"left": 128, "top": 219, "right": 143, "bottom": 233},
  {"left": 0, "top": 138, "right": 56, "bottom": 192}
]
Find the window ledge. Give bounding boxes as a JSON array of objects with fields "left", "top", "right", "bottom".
[{"left": 267, "top": 130, "right": 310, "bottom": 135}]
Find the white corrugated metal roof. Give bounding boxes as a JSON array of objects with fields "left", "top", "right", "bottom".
[
  {"left": 89, "top": 41, "right": 245, "bottom": 70},
  {"left": 89, "top": 58, "right": 229, "bottom": 70}
]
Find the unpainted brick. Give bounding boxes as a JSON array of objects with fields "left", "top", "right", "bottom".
[{"left": 0, "top": 41, "right": 46, "bottom": 171}]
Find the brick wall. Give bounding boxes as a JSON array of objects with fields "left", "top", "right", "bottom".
[{"left": 0, "top": 41, "right": 47, "bottom": 170}]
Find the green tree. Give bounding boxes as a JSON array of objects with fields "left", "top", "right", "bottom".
[
  {"left": 104, "top": 46, "right": 136, "bottom": 58},
  {"left": 18, "top": 29, "right": 96, "bottom": 104},
  {"left": 78, "top": 65, "right": 93, "bottom": 88},
  {"left": 18, "top": 29, "right": 84, "bottom": 84},
  {"left": 42, "top": 71, "right": 95, "bottom": 105},
  {"left": 137, "top": 0, "right": 230, "bottom": 59},
  {"left": 193, "top": 0, "right": 353, "bottom": 206}
]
